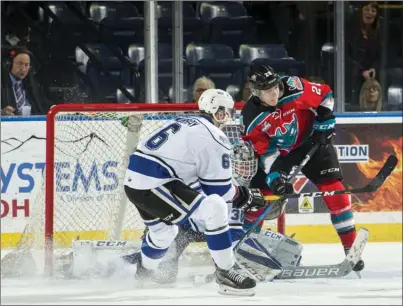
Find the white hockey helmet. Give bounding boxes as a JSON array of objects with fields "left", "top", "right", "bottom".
[
  {"left": 198, "top": 88, "right": 235, "bottom": 124},
  {"left": 230, "top": 141, "right": 258, "bottom": 187}
]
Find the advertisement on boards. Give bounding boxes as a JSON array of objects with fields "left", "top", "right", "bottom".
[
  {"left": 1, "top": 119, "right": 126, "bottom": 235},
  {"left": 287, "top": 123, "right": 402, "bottom": 214},
  {"left": 1, "top": 116, "right": 402, "bottom": 245}
]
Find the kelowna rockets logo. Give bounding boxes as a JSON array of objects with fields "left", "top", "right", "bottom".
[{"left": 268, "top": 112, "right": 299, "bottom": 152}]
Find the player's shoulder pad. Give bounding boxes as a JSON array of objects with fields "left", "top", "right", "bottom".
[{"left": 187, "top": 116, "right": 232, "bottom": 150}]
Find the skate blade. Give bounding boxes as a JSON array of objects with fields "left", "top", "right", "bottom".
[{"left": 218, "top": 285, "right": 255, "bottom": 297}]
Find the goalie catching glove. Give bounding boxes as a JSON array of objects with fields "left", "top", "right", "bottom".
[{"left": 233, "top": 186, "right": 266, "bottom": 212}]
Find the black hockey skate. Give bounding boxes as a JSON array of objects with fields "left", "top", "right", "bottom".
[
  {"left": 345, "top": 247, "right": 365, "bottom": 272},
  {"left": 215, "top": 265, "right": 256, "bottom": 296}
]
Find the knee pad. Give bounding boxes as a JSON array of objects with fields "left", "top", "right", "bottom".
[
  {"left": 199, "top": 194, "right": 229, "bottom": 231},
  {"left": 147, "top": 222, "right": 179, "bottom": 249}
]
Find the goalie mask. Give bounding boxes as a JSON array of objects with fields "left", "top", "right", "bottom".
[{"left": 230, "top": 142, "right": 258, "bottom": 187}]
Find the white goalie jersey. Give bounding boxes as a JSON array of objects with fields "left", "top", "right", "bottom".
[{"left": 124, "top": 116, "right": 236, "bottom": 202}]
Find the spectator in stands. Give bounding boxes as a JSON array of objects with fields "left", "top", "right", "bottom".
[
  {"left": 1, "top": 47, "right": 52, "bottom": 116},
  {"left": 235, "top": 80, "right": 251, "bottom": 102},
  {"left": 346, "top": 1, "right": 381, "bottom": 106},
  {"left": 192, "top": 76, "right": 215, "bottom": 102},
  {"left": 359, "top": 78, "right": 383, "bottom": 111}
]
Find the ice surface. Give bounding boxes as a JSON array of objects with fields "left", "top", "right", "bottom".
[{"left": 1, "top": 242, "right": 402, "bottom": 305}]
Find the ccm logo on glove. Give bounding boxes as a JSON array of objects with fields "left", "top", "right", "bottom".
[{"left": 312, "top": 122, "right": 335, "bottom": 130}]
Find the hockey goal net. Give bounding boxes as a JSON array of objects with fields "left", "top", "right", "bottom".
[{"left": 1, "top": 103, "right": 284, "bottom": 277}]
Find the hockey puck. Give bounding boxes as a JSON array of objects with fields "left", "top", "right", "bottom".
[{"left": 191, "top": 273, "right": 215, "bottom": 284}]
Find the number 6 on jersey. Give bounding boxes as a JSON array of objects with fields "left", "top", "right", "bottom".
[{"left": 145, "top": 122, "right": 181, "bottom": 150}]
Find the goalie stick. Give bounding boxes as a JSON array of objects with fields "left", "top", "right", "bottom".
[
  {"left": 275, "top": 227, "right": 369, "bottom": 280},
  {"left": 189, "top": 227, "right": 369, "bottom": 283},
  {"left": 263, "top": 155, "right": 398, "bottom": 201}
]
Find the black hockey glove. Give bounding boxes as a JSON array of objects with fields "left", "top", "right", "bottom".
[
  {"left": 232, "top": 186, "right": 266, "bottom": 211},
  {"left": 266, "top": 171, "right": 294, "bottom": 196},
  {"left": 311, "top": 107, "right": 336, "bottom": 148}
]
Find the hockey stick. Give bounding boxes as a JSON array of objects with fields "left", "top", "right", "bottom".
[
  {"left": 190, "top": 227, "right": 369, "bottom": 283},
  {"left": 233, "top": 144, "right": 320, "bottom": 252},
  {"left": 263, "top": 154, "right": 398, "bottom": 201},
  {"left": 275, "top": 227, "right": 369, "bottom": 280}
]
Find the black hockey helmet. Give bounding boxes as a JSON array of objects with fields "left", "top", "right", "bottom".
[{"left": 247, "top": 64, "right": 282, "bottom": 91}]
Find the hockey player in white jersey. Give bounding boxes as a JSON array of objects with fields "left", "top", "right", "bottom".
[
  {"left": 124, "top": 89, "right": 261, "bottom": 296},
  {"left": 68, "top": 136, "right": 303, "bottom": 287},
  {"left": 119, "top": 140, "right": 302, "bottom": 285}
]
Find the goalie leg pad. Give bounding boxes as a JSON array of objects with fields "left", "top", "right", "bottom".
[
  {"left": 235, "top": 240, "right": 283, "bottom": 282},
  {"left": 230, "top": 225, "right": 282, "bottom": 282},
  {"left": 252, "top": 229, "right": 303, "bottom": 267}
]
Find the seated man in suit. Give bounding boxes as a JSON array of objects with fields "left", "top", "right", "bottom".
[{"left": 1, "top": 47, "right": 52, "bottom": 116}]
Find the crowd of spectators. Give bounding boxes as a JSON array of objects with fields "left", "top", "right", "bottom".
[{"left": 1, "top": 1, "right": 402, "bottom": 116}]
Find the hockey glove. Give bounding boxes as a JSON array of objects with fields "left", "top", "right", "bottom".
[
  {"left": 311, "top": 109, "right": 336, "bottom": 148},
  {"left": 233, "top": 186, "right": 266, "bottom": 211},
  {"left": 266, "top": 171, "right": 294, "bottom": 196}
]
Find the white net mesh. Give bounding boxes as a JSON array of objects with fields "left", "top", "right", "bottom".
[{"left": 1, "top": 106, "right": 281, "bottom": 277}]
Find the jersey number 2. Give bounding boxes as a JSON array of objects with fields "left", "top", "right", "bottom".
[
  {"left": 311, "top": 85, "right": 321, "bottom": 95},
  {"left": 145, "top": 123, "right": 181, "bottom": 150}
]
